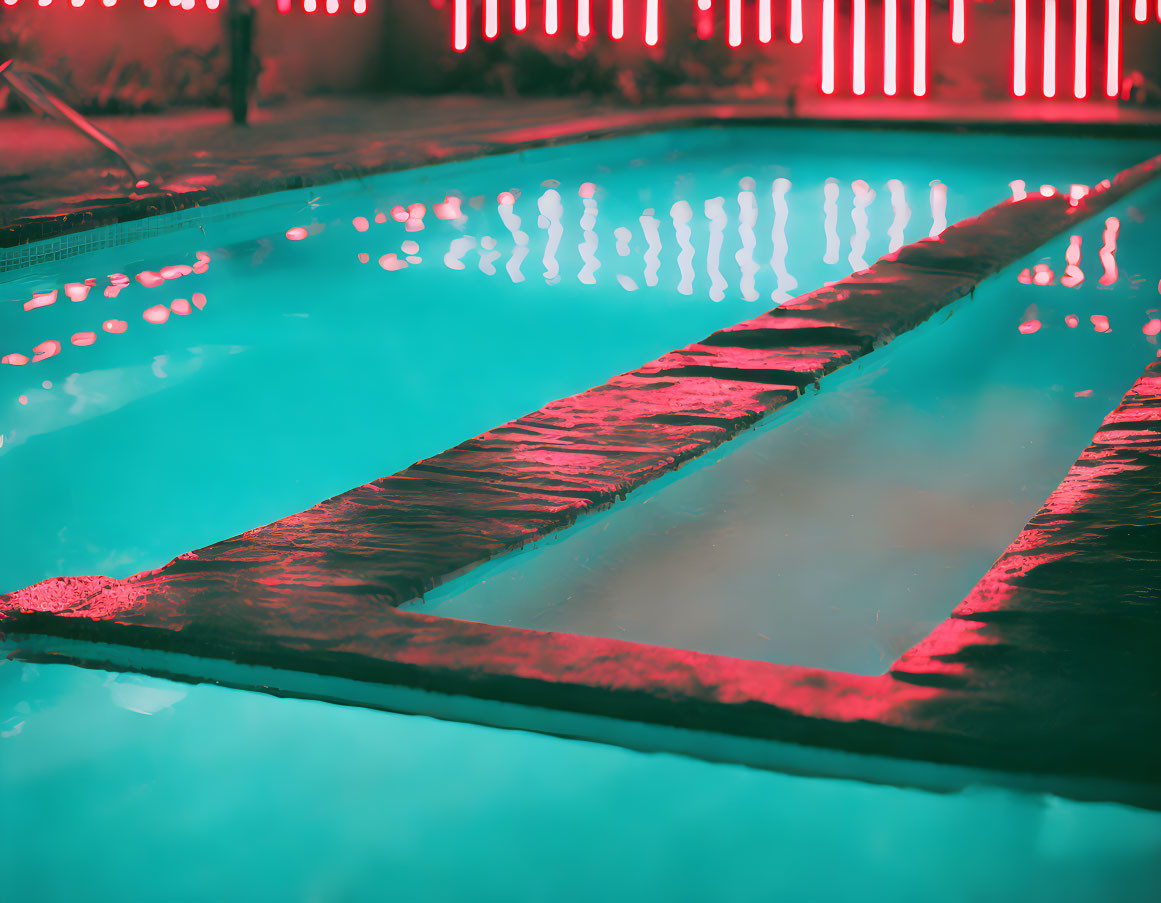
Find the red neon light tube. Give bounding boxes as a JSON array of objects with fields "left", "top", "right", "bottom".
[
  {"left": 728, "top": 0, "right": 742, "bottom": 47},
  {"left": 578, "top": 0, "right": 592, "bottom": 38},
  {"left": 952, "top": 0, "right": 965, "bottom": 43},
  {"left": 759, "top": 0, "right": 773, "bottom": 44},
  {"left": 1014, "top": 0, "right": 1027, "bottom": 97},
  {"left": 885, "top": 0, "right": 898, "bottom": 96},
  {"left": 611, "top": 0, "right": 624, "bottom": 40},
  {"left": 1134, "top": 0, "right": 1147, "bottom": 20},
  {"left": 1105, "top": 0, "right": 1120, "bottom": 98},
  {"left": 913, "top": 0, "right": 927, "bottom": 97},
  {"left": 645, "top": 0, "right": 660, "bottom": 46},
  {"left": 1074, "top": 0, "right": 1088, "bottom": 98},
  {"left": 485, "top": 0, "right": 498, "bottom": 39},
  {"left": 546, "top": 0, "right": 559, "bottom": 36},
  {"left": 853, "top": 0, "right": 866, "bottom": 95},
  {"left": 822, "top": 0, "right": 835, "bottom": 94},
  {"left": 790, "top": 0, "right": 803, "bottom": 44},
  {"left": 454, "top": 0, "right": 469, "bottom": 51},
  {"left": 1043, "top": 0, "right": 1056, "bottom": 97},
  {"left": 514, "top": 0, "right": 528, "bottom": 33}
]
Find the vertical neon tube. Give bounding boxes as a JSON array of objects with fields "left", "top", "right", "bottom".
[
  {"left": 822, "top": 0, "right": 836, "bottom": 94},
  {"left": 913, "top": 0, "right": 927, "bottom": 96},
  {"left": 790, "top": 0, "right": 803, "bottom": 43},
  {"left": 696, "top": 0, "right": 714, "bottom": 40},
  {"left": 277, "top": 0, "right": 290, "bottom": 13},
  {"left": 354, "top": 0, "right": 366, "bottom": 13},
  {"left": 1105, "top": 0, "right": 1120, "bottom": 98},
  {"left": 952, "top": 0, "right": 965, "bottom": 42},
  {"left": 1074, "top": 0, "right": 1088, "bottom": 97},
  {"left": 1014, "top": 0, "right": 1027, "bottom": 96},
  {"left": 854, "top": 0, "right": 866, "bottom": 95},
  {"left": 546, "top": 0, "right": 559, "bottom": 36},
  {"left": 1043, "top": 0, "right": 1056, "bottom": 96},
  {"left": 1133, "top": 0, "right": 1146, "bottom": 19},
  {"left": 611, "top": 0, "right": 624, "bottom": 39},
  {"left": 485, "top": 0, "right": 498, "bottom": 39},
  {"left": 454, "top": 0, "right": 469, "bottom": 51},
  {"left": 645, "top": 0, "right": 659, "bottom": 45},
  {"left": 514, "top": 0, "right": 528, "bottom": 32},
  {"left": 759, "top": 0, "right": 773, "bottom": 43},
  {"left": 728, "top": 0, "right": 742, "bottom": 46},
  {"left": 885, "top": 0, "right": 898, "bottom": 95},
  {"left": 578, "top": 0, "right": 591, "bottom": 38},
  {"left": 326, "top": 0, "right": 337, "bottom": 13}
]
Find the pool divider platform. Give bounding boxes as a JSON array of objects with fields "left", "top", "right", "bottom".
[{"left": 4, "top": 151, "right": 1161, "bottom": 807}]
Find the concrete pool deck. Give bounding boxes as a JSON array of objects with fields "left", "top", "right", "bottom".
[
  {"left": 4, "top": 149, "right": 1159, "bottom": 807},
  {"left": 4, "top": 94, "right": 1161, "bottom": 251}
]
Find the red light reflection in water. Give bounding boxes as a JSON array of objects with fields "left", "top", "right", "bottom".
[
  {"left": 17, "top": 395, "right": 27, "bottom": 406},
  {"left": 1010, "top": 180, "right": 1027, "bottom": 201},
  {"left": 1062, "top": 235, "right": 1084, "bottom": 287},
  {"left": 1098, "top": 217, "right": 1119, "bottom": 285},
  {"left": 170, "top": 299, "right": 192, "bottom": 316},
  {"left": 2, "top": 354, "right": 30, "bottom": 366},
  {"left": 192, "top": 293, "right": 207, "bottom": 310},
  {"left": 353, "top": 216, "right": 370, "bottom": 232},
  {"left": 103, "top": 320, "right": 128, "bottom": 333},
  {"left": 1018, "top": 268, "right": 1033, "bottom": 283},
  {"left": 1019, "top": 319, "right": 1042, "bottom": 333},
  {"left": 71, "top": 332, "right": 97, "bottom": 346},
  {"left": 137, "top": 271, "right": 165, "bottom": 287},
  {"left": 64, "top": 282, "right": 90, "bottom": 302},
  {"left": 1032, "top": 263, "right": 1055, "bottom": 285},
  {"left": 286, "top": 227, "right": 308, "bottom": 241},
  {"left": 1144, "top": 318, "right": 1161, "bottom": 336},
  {"left": 379, "top": 253, "right": 408, "bottom": 271},
  {"left": 434, "top": 196, "right": 463, "bottom": 220},
  {"left": 23, "top": 290, "right": 57, "bottom": 311},
  {"left": 357, "top": 252, "right": 370, "bottom": 263},
  {"left": 375, "top": 212, "right": 389, "bottom": 224},
  {"left": 32, "top": 340, "right": 61, "bottom": 363},
  {"left": 1091, "top": 314, "right": 1111, "bottom": 332},
  {"left": 1066, "top": 314, "right": 1080, "bottom": 327},
  {"left": 143, "top": 305, "right": 171, "bottom": 324}
]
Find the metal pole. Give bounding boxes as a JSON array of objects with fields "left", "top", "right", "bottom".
[{"left": 227, "top": 0, "right": 256, "bottom": 125}]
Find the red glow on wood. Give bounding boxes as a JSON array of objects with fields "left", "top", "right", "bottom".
[
  {"left": 913, "top": 0, "right": 927, "bottom": 97},
  {"left": 822, "top": 0, "right": 835, "bottom": 94},
  {"left": 1105, "top": 0, "right": 1120, "bottom": 98},
  {"left": 1043, "top": 0, "right": 1056, "bottom": 97}
]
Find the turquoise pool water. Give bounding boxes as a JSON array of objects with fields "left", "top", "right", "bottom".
[
  {"left": 2, "top": 660, "right": 1160, "bottom": 902},
  {"left": 1, "top": 128, "right": 1155, "bottom": 593},
  {"left": 413, "top": 182, "right": 1161, "bottom": 675}
]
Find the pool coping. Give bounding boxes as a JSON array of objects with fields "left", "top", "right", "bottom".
[
  {"left": 5, "top": 101, "right": 1161, "bottom": 261},
  {"left": 3, "top": 151, "right": 1160, "bottom": 806}
]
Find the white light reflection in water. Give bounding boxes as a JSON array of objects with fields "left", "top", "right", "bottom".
[
  {"left": 887, "top": 179, "right": 910, "bottom": 252},
  {"left": 444, "top": 236, "right": 476, "bottom": 270},
  {"left": 1099, "top": 217, "right": 1119, "bottom": 286},
  {"left": 498, "top": 195, "right": 530, "bottom": 284},
  {"left": 735, "top": 178, "right": 760, "bottom": 302},
  {"left": 705, "top": 197, "right": 729, "bottom": 302},
  {"left": 929, "top": 180, "right": 948, "bottom": 237},
  {"left": 640, "top": 209, "right": 662, "bottom": 287},
  {"left": 671, "top": 200, "right": 695, "bottom": 296},
  {"left": 538, "top": 189, "right": 564, "bottom": 284},
  {"left": 770, "top": 178, "right": 797, "bottom": 304},
  {"left": 477, "top": 236, "right": 500, "bottom": 275},
  {"left": 614, "top": 227, "right": 632, "bottom": 256},
  {"left": 578, "top": 194, "right": 601, "bottom": 285},
  {"left": 823, "top": 178, "right": 840, "bottom": 264},
  {"left": 849, "top": 179, "right": 876, "bottom": 271}
]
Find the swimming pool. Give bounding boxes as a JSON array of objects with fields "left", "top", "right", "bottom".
[
  {"left": 2, "top": 127, "right": 1156, "bottom": 593},
  {"left": 3, "top": 126, "right": 1161, "bottom": 901}
]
